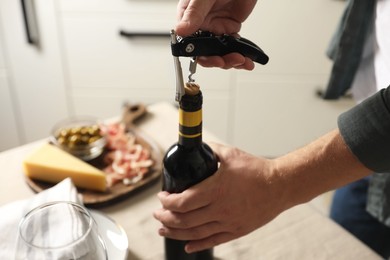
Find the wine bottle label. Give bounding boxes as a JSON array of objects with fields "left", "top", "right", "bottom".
[
  {"left": 179, "top": 132, "right": 201, "bottom": 138},
  {"left": 179, "top": 109, "right": 202, "bottom": 127},
  {"left": 179, "top": 108, "right": 202, "bottom": 139}
]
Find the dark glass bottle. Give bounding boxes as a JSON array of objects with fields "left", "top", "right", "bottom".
[{"left": 162, "top": 83, "right": 218, "bottom": 260}]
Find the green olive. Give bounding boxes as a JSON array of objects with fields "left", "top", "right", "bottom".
[
  {"left": 88, "top": 136, "right": 100, "bottom": 143},
  {"left": 56, "top": 124, "right": 103, "bottom": 149},
  {"left": 89, "top": 125, "right": 100, "bottom": 136},
  {"left": 70, "top": 127, "right": 81, "bottom": 135},
  {"left": 80, "top": 127, "right": 89, "bottom": 135},
  {"left": 58, "top": 129, "right": 70, "bottom": 138}
]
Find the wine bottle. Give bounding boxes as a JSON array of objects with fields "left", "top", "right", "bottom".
[{"left": 162, "top": 82, "right": 218, "bottom": 260}]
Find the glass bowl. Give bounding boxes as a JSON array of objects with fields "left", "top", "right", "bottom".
[{"left": 50, "top": 117, "right": 107, "bottom": 161}]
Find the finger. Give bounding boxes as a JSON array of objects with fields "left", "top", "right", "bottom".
[
  {"left": 207, "top": 142, "right": 226, "bottom": 151},
  {"left": 207, "top": 142, "right": 232, "bottom": 163},
  {"left": 197, "top": 54, "right": 255, "bottom": 70},
  {"left": 157, "top": 180, "right": 213, "bottom": 212},
  {"left": 176, "top": 0, "right": 189, "bottom": 20},
  {"left": 221, "top": 53, "right": 246, "bottom": 69},
  {"left": 233, "top": 57, "right": 255, "bottom": 70},
  {"left": 154, "top": 204, "right": 215, "bottom": 230},
  {"left": 185, "top": 232, "right": 237, "bottom": 254},
  {"left": 176, "top": 0, "right": 215, "bottom": 36},
  {"left": 197, "top": 56, "right": 226, "bottom": 68},
  {"left": 221, "top": 54, "right": 255, "bottom": 70},
  {"left": 198, "top": 54, "right": 243, "bottom": 69},
  {"left": 158, "top": 221, "right": 223, "bottom": 241}
]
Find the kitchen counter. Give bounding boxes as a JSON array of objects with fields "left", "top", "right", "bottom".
[{"left": 0, "top": 102, "right": 380, "bottom": 259}]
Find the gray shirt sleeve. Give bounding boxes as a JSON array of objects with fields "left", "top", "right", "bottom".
[{"left": 338, "top": 86, "right": 390, "bottom": 172}]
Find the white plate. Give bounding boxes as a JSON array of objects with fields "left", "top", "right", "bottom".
[{"left": 91, "top": 211, "right": 128, "bottom": 260}]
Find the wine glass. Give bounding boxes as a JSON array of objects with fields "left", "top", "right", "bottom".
[{"left": 15, "top": 201, "right": 108, "bottom": 260}]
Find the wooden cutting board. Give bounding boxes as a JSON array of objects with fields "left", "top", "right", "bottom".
[{"left": 25, "top": 104, "right": 164, "bottom": 208}]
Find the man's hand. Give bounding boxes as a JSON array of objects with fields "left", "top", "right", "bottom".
[
  {"left": 176, "top": 0, "right": 258, "bottom": 70},
  {"left": 153, "top": 142, "right": 286, "bottom": 253}
]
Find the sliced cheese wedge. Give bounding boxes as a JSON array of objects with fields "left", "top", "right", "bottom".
[{"left": 23, "top": 143, "right": 106, "bottom": 192}]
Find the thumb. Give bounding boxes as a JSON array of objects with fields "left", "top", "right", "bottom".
[
  {"left": 208, "top": 142, "right": 231, "bottom": 163},
  {"left": 176, "top": 0, "right": 215, "bottom": 36}
]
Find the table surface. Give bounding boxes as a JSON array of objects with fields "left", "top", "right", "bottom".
[{"left": 0, "top": 102, "right": 380, "bottom": 260}]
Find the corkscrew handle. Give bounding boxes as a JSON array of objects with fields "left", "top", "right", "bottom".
[
  {"left": 171, "top": 31, "right": 269, "bottom": 65},
  {"left": 170, "top": 29, "right": 269, "bottom": 102}
]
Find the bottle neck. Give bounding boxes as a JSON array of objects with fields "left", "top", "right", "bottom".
[
  {"left": 178, "top": 91, "right": 203, "bottom": 147},
  {"left": 178, "top": 108, "right": 202, "bottom": 146}
]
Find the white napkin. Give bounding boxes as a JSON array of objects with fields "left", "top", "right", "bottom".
[{"left": 0, "top": 178, "right": 83, "bottom": 259}]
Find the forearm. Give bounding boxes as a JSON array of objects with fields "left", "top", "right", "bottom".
[
  {"left": 273, "top": 129, "right": 372, "bottom": 208},
  {"left": 154, "top": 130, "right": 373, "bottom": 252}
]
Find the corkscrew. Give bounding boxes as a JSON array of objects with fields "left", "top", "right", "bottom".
[{"left": 170, "top": 29, "right": 269, "bottom": 101}]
